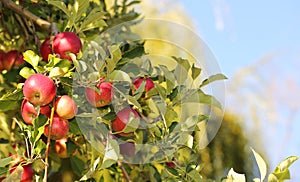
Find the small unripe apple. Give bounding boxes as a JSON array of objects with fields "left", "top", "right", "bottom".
[
  {"left": 10, "top": 165, "right": 34, "bottom": 182},
  {"left": 44, "top": 116, "right": 69, "bottom": 140},
  {"left": 52, "top": 32, "right": 82, "bottom": 61},
  {"left": 119, "top": 142, "right": 135, "bottom": 157},
  {"left": 111, "top": 107, "right": 139, "bottom": 136},
  {"left": 40, "top": 38, "right": 52, "bottom": 62},
  {"left": 133, "top": 77, "right": 155, "bottom": 96},
  {"left": 85, "top": 81, "right": 113, "bottom": 107},
  {"left": 23, "top": 74, "right": 56, "bottom": 106},
  {"left": 55, "top": 137, "right": 69, "bottom": 158},
  {"left": 21, "top": 99, "right": 51, "bottom": 125},
  {"left": 55, "top": 95, "right": 78, "bottom": 119}
]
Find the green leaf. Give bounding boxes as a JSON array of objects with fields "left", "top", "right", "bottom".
[
  {"left": 19, "top": 67, "right": 36, "bottom": 79},
  {"left": 108, "top": 70, "right": 131, "bottom": 83},
  {"left": 251, "top": 148, "right": 267, "bottom": 181},
  {"left": 183, "top": 89, "right": 222, "bottom": 109},
  {"left": 70, "top": 156, "right": 86, "bottom": 177},
  {"left": 127, "top": 95, "right": 142, "bottom": 110},
  {"left": 268, "top": 156, "right": 299, "bottom": 181},
  {"left": 5, "top": 165, "right": 23, "bottom": 181},
  {"left": 121, "top": 114, "right": 140, "bottom": 133},
  {"left": 200, "top": 73, "right": 227, "bottom": 88},
  {"left": 187, "top": 170, "right": 203, "bottom": 182},
  {"left": 32, "top": 114, "right": 48, "bottom": 143},
  {"left": 74, "top": 0, "right": 89, "bottom": 22},
  {"left": 159, "top": 65, "right": 176, "bottom": 95},
  {"left": 79, "top": 8, "right": 107, "bottom": 32},
  {"left": 0, "top": 157, "right": 12, "bottom": 167},
  {"left": 0, "top": 100, "right": 19, "bottom": 111},
  {"left": 274, "top": 156, "right": 298, "bottom": 173},
  {"left": 23, "top": 50, "right": 40, "bottom": 67},
  {"left": 48, "top": 0, "right": 70, "bottom": 17},
  {"left": 122, "top": 43, "right": 145, "bottom": 59},
  {"left": 191, "top": 64, "right": 201, "bottom": 80},
  {"left": 101, "top": 138, "right": 119, "bottom": 169},
  {"left": 223, "top": 168, "right": 246, "bottom": 182},
  {"left": 0, "top": 138, "right": 9, "bottom": 144}
]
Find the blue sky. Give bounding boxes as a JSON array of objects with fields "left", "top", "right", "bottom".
[
  {"left": 179, "top": 0, "right": 300, "bottom": 77},
  {"left": 178, "top": 0, "right": 300, "bottom": 180}
]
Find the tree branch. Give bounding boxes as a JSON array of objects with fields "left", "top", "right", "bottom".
[{"left": 0, "top": 0, "right": 51, "bottom": 31}]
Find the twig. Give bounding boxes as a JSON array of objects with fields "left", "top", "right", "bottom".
[
  {"left": 118, "top": 161, "right": 131, "bottom": 182},
  {"left": 43, "top": 100, "right": 56, "bottom": 182},
  {"left": 0, "top": 0, "right": 51, "bottom": 31}
]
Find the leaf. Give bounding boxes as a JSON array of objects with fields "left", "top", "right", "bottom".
[
  {"left": 191, "top": 64, "right": 201, "bottom": 80},
  {"left": 70, "top": 156, "right": 86, "bottom": 177},
  {"left": 23, "top": 50, "right": 40, "bottom": 67},
  {"left": 0, "top": 157, "right": 12, "bottom": 167},
  {"left": 74, "top": 0, "right": 89, "bottom": 22},
  {"left": 101, "top": 138, "right": 119, "bottom": 169},
  {"left": 80, "top": 157, "right": 101, "bottom": 181},
  {"left": 187, "top": 170, "right": 203, "bottom": 182},
  {"left": 268, "top": 156, "right": 298, "bottom": 181},
  {"left": 159, "top": 65, "right": 176, "bottom": 95},
  {"left": 79, "top": 8, "right": 107, "bottom": 32},
  {"left": 108, "top": 70, "right": 131, "bottom": 83},
  {"left": 48, "top": 0, "right": 70, "bottom": 17},
  {"left": 4, "top": 165, "right": 23, "bottom": 181},
  {"left": 122, "top": 43, "right": 145, "bottom": 59},
  {"left": 32, "top": 114, "right": 48, "bottom": 143},
  {"left": 19, "top": 67, "right": 36, "bottom": 79},
  {"left": 121, "top": 115, "right": 140, "bottom": 133},
  {"left": 200, "top": 73, "right": 227, "bottom": 88},
  {"left": 251, "top": 148, "right": 267, "bottom": 181},
  {"left": 0, "top": 138, "right": 9, "bottom": 144},
  {"left": 222, "top": 168, "right": 246, "bottom": 182},
  {"left": 183, "top": 89, "right": 222, "bottom": 109}
]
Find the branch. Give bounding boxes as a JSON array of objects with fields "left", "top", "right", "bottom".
[{"left": 0, "top": 0, "right": 51, "bottom": 31}]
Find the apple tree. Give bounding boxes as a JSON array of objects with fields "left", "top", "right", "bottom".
[{"left": 0, "top": 0, "right": 298, "bottom": 182}]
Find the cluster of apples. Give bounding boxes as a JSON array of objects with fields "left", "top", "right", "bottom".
[
  {"left": 85, "top": 77, "right": 155, "bottom": 136},
  {"left": 0, "top": 50, "right": 24, "bottom": 72},
  {"left": 22, "top": 73, "right": 78, "bottom": 140}
]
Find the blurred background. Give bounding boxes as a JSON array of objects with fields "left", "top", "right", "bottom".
[{"left": 138, "top": 0, "right": 300, "bottom": 181}]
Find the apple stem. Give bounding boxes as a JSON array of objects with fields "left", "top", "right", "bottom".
[
  {"left": 118, "top": 161, "right": 131, "bottom": 182},
  {"left": 43, "top": 100, "right": 56, "bottom": 182}
]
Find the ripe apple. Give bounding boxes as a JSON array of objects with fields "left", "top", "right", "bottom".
[
  {"left": 111, "top": 107, "right": 139, "bottom": 136},
  {"left": 23, "top": 74, "right": 56, "bottom": 106},
  {"left": 40, "top": 38, "right": 52, "bottom": 62},
  {"left": 55, "top": 95, "right": 78, "bottom": 119},
  {"left": 166, "top": 162, "right": 176, "bottom": 168},
  {"left": 0, "top": 51, "right": 5, "bottom": 71},
  {"left": 2, "top": 50, "right": 16, "bottom": 71},
  {"left": 133, "top": 77, "right": 155, "bottom": 96},
  {"left": 21, "top": 99, "right": 51, "bottom": 125},
  {"left": 119, "top": 142, "right": 135, "bottom": 157},
  {"left": 13, "top": 52, "right": 25, "bottom": 67},
  {"left": 10, "top": 165, "right": 34, "bottom": 182},
  {"left": 55, "top": 137, "right": 69, "bottom": 158},
  {"left": 52, "top": 32, "right": 82, "bottom": 61},
  {"left": 85, "top": 81, "right": 113, "bottom": 107},
  {"left": 44, "top": 116, "right": 69, "bottom": 140}
]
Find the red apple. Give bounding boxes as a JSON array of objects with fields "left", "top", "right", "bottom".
[
  {"left": 133, "top": 77, "right": 155, "bottom": 96},
  {"left": 23, "top": 74, "right": 56, "bottom": 106},
  {"left": 10, "top": 165, "right": 34, "bottom": 182},
  {"left": 111, "top": 107, "right": 139, "bottom": 136},
  {"left": 40, "top": 38, "right": 52, "bottom": 62},
  {"left": 119, "top": 142, "right": 135, "bottom": 157},
  {"left": 85, "top": 81, "right": 113, "bottom": 107},
  {"left": 55, "top": 95, "right": 78, "bottom": 119},
  {"left": 13, "top": 52, "right": 25, "bottom": 67},
  {"left": 2, "top": 50, "right": 17, "bottom": 71},
  {"left": 0, "top": 51, "right": 5, "bottom": 71},
  {"left": 52, "top": 32, "right": 82, "bottom": 61},
  {"left": 55, "top": 137, "right": 69, "bottom": 158},
  {"left": 21, "top": 99, "right": 51, "bottom": 125},
  {"left": 44, "top": 116, "right": 69, "bottom": 140}
]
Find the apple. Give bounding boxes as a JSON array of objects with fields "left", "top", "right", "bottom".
[
  {"left": 10, "top": 165, "right": 34, "bottom": 182},
  {"left": 44, "top": 116, "right": 69, "bottom": 140},
  {"left": 55, "top": 95, "right": 78, "bottom": 119},
  {"left": 133, "top": 77, "right": 155, "bottom": 96},
  {"left": 23, "top": 74, "right": 56, "bottom": 106},
  {"left": 0, "top": 51, "right": 5, "bottom": 71},
  {"left": 85, "top": 81, "right": 113, "bottom": 107},
  {"left": 40, "top": 38, "right": 52, "bottom": 62},
  {"left": 52, "top": 32, "right": 82, "bottom": 61},
  {"left": 21, "top": 99, "right": 51, "bottom": 125},
  {"left": 111, "top": 107, "right": 139, "bottom": 136},
  {"left": 13, "top": 52, "right": 25, "bottom": 67},
  {"left": 119, "top": 142, "right": 135, "bottom": 157},
  {"left": 166, "top": 162, "right": 176, "bottom": 168},
  {"left": 55, "top": 137, "right": 69, "bottom": 158}
]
